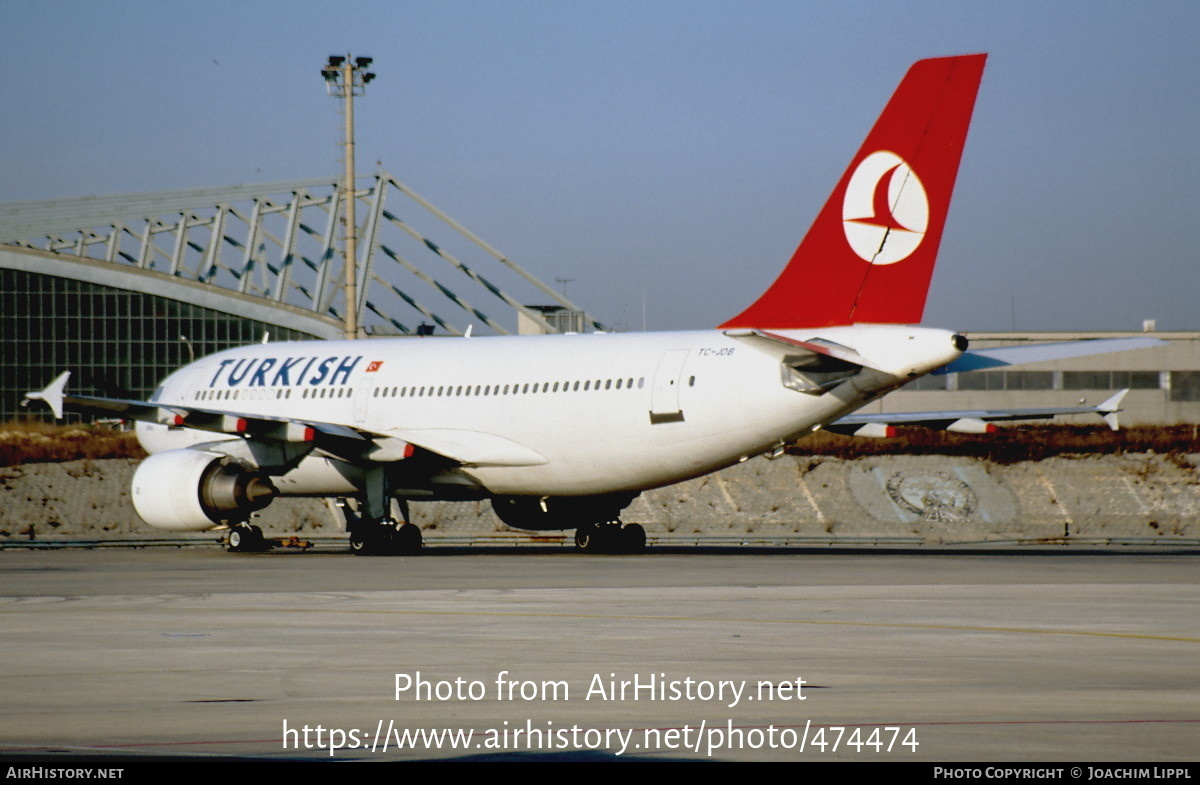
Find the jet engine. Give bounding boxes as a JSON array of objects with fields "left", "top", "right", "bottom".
[
  {"left": 131, "top": 449, "right": 278, "bottom": 531},
  {"left": 490, "top": 493, "right": 636, "bottom": 531}
]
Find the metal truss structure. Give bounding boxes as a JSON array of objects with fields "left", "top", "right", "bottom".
[{"left": 0, "top": 172, "right": 601, "bottom": 338}]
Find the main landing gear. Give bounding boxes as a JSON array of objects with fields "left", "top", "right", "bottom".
[
  {"left": 226, "top": 523, "right": 270, "bottom": 553},
  {"left": 348, "top": 518, "right": 423, "bottom": 556},
  {"left": 489, "top": 495, "right": 643, "bottom": 553},
  {"left": 574, "top": 522, "right": 646, "bottom": 554},
  {"left": 338, "top": 498, "right": 423, "bottom": 556}
]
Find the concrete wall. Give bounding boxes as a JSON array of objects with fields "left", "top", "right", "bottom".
[{"left": 3, "top": 453, "right": 1197, "bottom": 542}]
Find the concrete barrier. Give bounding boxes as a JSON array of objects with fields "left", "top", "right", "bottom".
[{"left": 1, "top": 454, "right": 1196, "bottom": 542}]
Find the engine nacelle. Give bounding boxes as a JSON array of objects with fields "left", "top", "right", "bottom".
[
  {"left": 491, "top": 493, "right": 636, "bottom": 532},
  {"left": 131, "top": 449, "right": 278, "bottom": 531}
]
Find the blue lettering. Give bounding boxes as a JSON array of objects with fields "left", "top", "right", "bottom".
[
  {"left": 272, "top": 356, "right": 305, "bottom": 386},
  {"left": 308, "top": 357, "right": 337, "bottom": 385},
  {"left": 295, "top": 356, "right": 319, "bottom": 385},
  {"left": 209, "top": 359, "right": 235, "bottom": 387},
  {"left": 249, "top": 358, "right": 276, "bottom": 387},
  {"left": 331, "top": 356, "right": 363, "bottom": 386},
  {"left": 204, "top": 355, "right": 364, "bottom": 388},
  {"left": 228, "top": 358, "right": 259, "bottom": 386}
]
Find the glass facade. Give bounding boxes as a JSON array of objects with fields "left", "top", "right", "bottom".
[
  {"left": 1169, "top": 371, "right": 1200, "bottom": 402},
  {"left": 1063, "top": 370, "right": 1160, "bottom": 390},
  {"left": 1, "top": 269, "right": 319, "bottom": 421},
  {"left": 956, "top": 371, "right": 1054, "bottom": 391}
]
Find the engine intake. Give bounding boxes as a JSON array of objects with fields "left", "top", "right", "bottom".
[{"left": 132, "top": 449, "right": 277, "bottom": 531}]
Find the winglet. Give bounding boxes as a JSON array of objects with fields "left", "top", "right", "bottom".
[
  {"left": 1098, "top": 389, "right": 1128, "bottom": 431},
  {"left": 25, "top": 371, "right": 71, "bottom": 419}
]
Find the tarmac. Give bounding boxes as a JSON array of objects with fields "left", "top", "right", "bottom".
[{"left": 1, "top": 546, "right": 1196, "bottom": 761}]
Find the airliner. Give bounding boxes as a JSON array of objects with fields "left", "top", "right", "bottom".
[{"left": 26, "top": 54, "right": 1157, "bottom": 554}]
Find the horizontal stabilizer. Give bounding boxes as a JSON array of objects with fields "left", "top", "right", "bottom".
[{"left": 936, "top": 337, "right": 1164, "bottom": 375}]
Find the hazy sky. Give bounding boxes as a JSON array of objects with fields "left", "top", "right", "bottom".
[{"left": 4, "top": 1, "right": 1197, "bottom": 333}]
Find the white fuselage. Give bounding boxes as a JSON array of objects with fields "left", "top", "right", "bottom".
[{"left": 137, "top": 325, "right": 963, "bottom": 500}]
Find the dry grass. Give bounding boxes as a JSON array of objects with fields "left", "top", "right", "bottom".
[
  {"left": 0, "top": 421, "right": 146, "bottom": 467},
  {"left": 790, "top": 424, "right": 1200, "bottom": 463},
  {"left": 0, "top": 421, "right": 1195, "bottom": 468}
]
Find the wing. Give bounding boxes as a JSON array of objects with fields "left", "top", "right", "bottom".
[
  {"left": 831, "top": 390, "right": 1128, "bottom": 437},
  {"left": 23, "top": 371, "right": 545, "bottom": 467},
  {"left": 25, "top": 371, "right": 363, "bottom": 442}
]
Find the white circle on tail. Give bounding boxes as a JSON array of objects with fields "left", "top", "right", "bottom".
[{"left": 842, "top": 151, "right": 929, "bottom": 266}]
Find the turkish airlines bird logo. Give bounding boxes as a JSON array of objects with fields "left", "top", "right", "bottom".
[{"left": 842, "top": 151, "right": 929, "bottom": 266}]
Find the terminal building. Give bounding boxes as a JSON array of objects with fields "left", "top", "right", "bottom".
[
  {"left": 0, "top": 176, "right": 1196, "bottom": 426},
  {"left": 876, "top": 331, "right": 1200, "bottom": 426},
  {"left": 0, "top": 174, "right": 596, "bottom": 421}
]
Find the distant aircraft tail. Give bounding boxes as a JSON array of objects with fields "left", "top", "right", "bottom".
[{"left": 720, "top": 54, "right": 986, "bottom": 330}]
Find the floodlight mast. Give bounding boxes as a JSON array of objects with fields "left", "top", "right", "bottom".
[{"left": 321, "top": 54, "right": 376, "bottom": 339}]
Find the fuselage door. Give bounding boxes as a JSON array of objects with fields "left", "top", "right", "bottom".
[
  {"left": 649, "top": 349, "right": 689, "bottom": 424},
  {"left": 354, "top": 377, "right": 373, "bottom": 424}
]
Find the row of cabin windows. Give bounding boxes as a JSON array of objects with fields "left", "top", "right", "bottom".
[
  {"left": 195, "top": 387, "right": 349, "bottom": 401},
  {"left": 373, "top": 377, "right": 647, "bottom": 399},
  {"left": 192, "top": 376, "right": 651, "bottom": 403}
]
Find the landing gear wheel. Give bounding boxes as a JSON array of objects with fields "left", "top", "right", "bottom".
[
  {"left": 227, "top": 524, "right": 267, "bottom": 553},
  {"left": 351, "top": 519, "right": 422, "bottom": 556},
  {"left": 620, "top": 523, "right": 646, "bottom": 553},
  {"left": 576, "top": 522, "right": 645, "bottom": 553},
  {"left": 574, "top": 523, "right": 601, "bottom": 551},
  {"left": 350, "top": 524, "right": 388, "bottom": 556},
  {"left": 349, "top": 531, "right": 371, "bottom": 555},
  {"left": 393, "top": 522, "right": 422, "bottom": 555}
]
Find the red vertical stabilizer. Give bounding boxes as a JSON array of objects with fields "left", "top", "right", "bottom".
[{"left": 720, "top": 54, "right": 986, "bottom": 329}]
